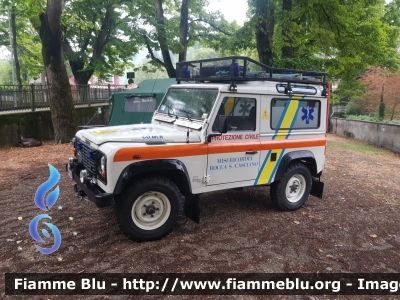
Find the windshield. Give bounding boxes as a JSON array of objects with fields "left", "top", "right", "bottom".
[{"left": 158, "top": 88, "right": 219, "bottom": 120}]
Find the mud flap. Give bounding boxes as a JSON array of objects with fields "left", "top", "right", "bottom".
[
  {"left": 310, "top": 180, "right": 324, "bottom": 199},
  {"left": 184, "top": 194, "right": 200, "bottom": 224}
]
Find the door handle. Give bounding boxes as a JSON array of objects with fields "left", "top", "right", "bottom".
[{"left": 246, "top": 151, "right": 258, "bottom": 155}]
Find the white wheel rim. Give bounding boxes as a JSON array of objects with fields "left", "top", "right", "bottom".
[
  {"left": 285, "top": 174, "right": 306, "bottom": 203},
  {"left": 131, "top": 191, "right": 171, "bottom": 230}
]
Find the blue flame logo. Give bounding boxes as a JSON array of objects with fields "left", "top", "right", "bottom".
[
  {"left": 34, "top": 164, "right": 60, "bottom": 211},
  {"left": 29, "top": 164, "right": 62, "bottom": 255},
  {"left": 29, "top": 214, "right": 61, "bottom": 254}
]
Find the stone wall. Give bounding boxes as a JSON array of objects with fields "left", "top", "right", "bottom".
[{"left": 330, "top": 117, "right": 400, "bottom": 153}]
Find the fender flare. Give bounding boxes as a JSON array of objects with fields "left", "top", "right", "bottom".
[
  {"left": 274, "top": 150, "right": 318, "bottom": 181},
  {"left": 113, "top": 159, "right": 192, "bottom": 196}
]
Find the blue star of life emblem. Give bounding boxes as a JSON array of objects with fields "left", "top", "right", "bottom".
[{"left": 301, "top": 105, "right": 314, "bottom": 124}]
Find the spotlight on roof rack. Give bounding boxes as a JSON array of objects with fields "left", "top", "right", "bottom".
[
  {"left": 321, "top": 85, "right": 327, "bottom": 96},
  {"left": 229, "top": 82, "right": 237, "bottom": 93},
  {"left": 284, "top": 82, "right": 292, "bottom": 94}
]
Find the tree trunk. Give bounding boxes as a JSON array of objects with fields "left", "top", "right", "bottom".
[
  {"left": 69, "top": 59, "right": 94, "bottom": 84},
  {"left": 155, "top": 0, "right": 176, "bottom": 77},
  {"left": 11, "top": 7, "right": 22, "bottom": 86},
  {"left": 254, "top": 0, "right": 274, "bottom": 66},
  {"left": 68, "top": 58, "right": 92, "bottom": 103},
  {"left": 281, "top": 0, "right": 295, "bottom": 58},
  {"left": 178, "top": 0, "right": 189, "bottom": 62},
  {"left": 39, "top": 0, "right": 77, "bottom": 143}
]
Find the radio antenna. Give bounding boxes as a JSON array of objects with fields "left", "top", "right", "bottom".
[{"left": 140, "top": 69, "right": 160, "bottom": 124}]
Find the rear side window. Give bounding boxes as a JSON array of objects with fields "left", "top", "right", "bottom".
[
  {"left": 271, "top": 98, "right": 320, "bottom": 129},
  {"left": 124, "top": 96, "right": 157, "bottom": 112}
]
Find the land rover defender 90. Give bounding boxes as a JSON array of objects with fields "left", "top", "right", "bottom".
[{"left": 66, "top": 56, "right": 329, "bottom": 241}]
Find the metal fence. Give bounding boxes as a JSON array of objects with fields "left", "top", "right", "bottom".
[
  {"left": 331, "top": 104, "right": 346, "bottom": 118},
  {"left": 0, "top": 84, "right": 127, "bottom": 112}
]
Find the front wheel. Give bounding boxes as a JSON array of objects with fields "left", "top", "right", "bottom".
[
  {"left": 270, "top": 163, "right": 312, "bottom": 211},
  {"left": 115, "top": 176, "right": 184, "bottom": 242}
]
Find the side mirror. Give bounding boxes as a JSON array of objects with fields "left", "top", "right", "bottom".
[
  {"left": 208, "top": 115, "right": 228, "bottom": 142},
  {"left": 214, "top": 115, "right": 228, "bottom": 134}
]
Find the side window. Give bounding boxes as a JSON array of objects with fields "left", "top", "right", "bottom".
[
  {"left": 271, "top": 98, "right": 320, "bottom": 129},
  {"left": 125, "top": 96, "right": 157, "bottom": 112},
  {"left": 214, "top": 97, "right": 257, "bottom": 131}
]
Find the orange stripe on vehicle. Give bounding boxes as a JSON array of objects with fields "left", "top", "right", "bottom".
[
  {"left": 208, "top": 142, "right": 261, "bottom": 154},
  {"left": 114, "top": 144, "right": 208, "bottom": 162},
  {"left": 114, "top": 138, "right": 327, "bottom": 162},
  {"left": 259, "top": 138, "right": 326, "bottom": 151}
]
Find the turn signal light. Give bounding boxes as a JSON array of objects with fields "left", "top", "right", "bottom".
[{"left": 101, "top": 171, "right": 106, "bottom": 178}]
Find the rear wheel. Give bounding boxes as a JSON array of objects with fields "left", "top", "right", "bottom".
[
  {"left": 270, "top": 163, "right": 312, "bottom": 211},
  {"left": 115, "top": 176, "right": 183, "bottom": 242}
]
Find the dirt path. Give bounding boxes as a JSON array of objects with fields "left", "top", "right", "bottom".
[{"left": 1, "top": 134, "right": 400, "bottom": 298}]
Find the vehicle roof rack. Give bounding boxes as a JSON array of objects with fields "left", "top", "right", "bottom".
[{"left": 176, "top": 56, "right": 328, "bottom": 90}]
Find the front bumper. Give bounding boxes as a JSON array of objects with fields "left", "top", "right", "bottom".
[{"left": 66, "top": 160, "right": 114, "bottom": 208}]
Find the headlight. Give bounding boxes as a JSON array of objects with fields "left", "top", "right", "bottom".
[
  {"left": 100, "top": 156, "right": 106, "bottom": 173},
  {"left": 99, "top": 155, "right": 107, "bottom": 180}
]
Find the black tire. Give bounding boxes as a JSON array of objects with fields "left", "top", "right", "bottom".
[
  {"left": 115, "top": 176, "right": 184, "bottom": 242},
  {"left": 270, "top": 162, "right": 312, "bottom": 211}
]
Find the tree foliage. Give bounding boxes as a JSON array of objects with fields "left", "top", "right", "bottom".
[
  {"left": 60, "top": 0, "right": 140, "bottom": 84},
  {"left": 217, "top": 0, "right": 400, "bottom": 102},
  {"left": 1, "top": 0, "right": 140, "bottom": 84},
  {"left": 0, "top": 1, "right": 44, "bottom": 83},
  {"left": 0, "top": 59, "right": 13, "bottom": 84},
  {"left": 128, "top": 0, "right": 235, "bottom": 77},
  {"left": 379, "top": 91, "right": 385, "bottom": 120},
  {"left": 356, "top": 67, "right": 400, "bottom": 120},
  {"left": 191, "top": 47, "right": 218, "bottom": 60}
]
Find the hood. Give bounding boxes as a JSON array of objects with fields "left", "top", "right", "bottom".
[{"left": 78, "top": 124, "right": 201, "bottom": 145}]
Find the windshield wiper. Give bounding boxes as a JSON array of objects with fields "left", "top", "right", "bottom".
[
  {"left": 165, "top": 104, "right": 178, "bottom": 119},
  {"left": 181, "top": 110, "right": 192, "bottom": 122}
]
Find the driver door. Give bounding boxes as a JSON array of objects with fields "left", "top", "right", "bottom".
[{"left": 206, "top": 94, "right": 261, "bottom": 186}]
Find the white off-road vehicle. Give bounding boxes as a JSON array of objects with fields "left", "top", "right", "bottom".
[{"left": 66, "top": 56, "right": 329, "bottom": 241}]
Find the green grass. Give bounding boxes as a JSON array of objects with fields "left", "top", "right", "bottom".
[
  {"left": 345, "top": 115, "right": 400, "bottom": 125},
  {"left": 328, "top": 139, "right": 385, "bottom": 155}
]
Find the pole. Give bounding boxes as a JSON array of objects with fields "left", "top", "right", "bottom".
[
  {"left": 8, "top": 9, "right": 16, "bottom": 108},
  {"left": 11, "top": 6, "right": 22, "bottom": 86},
  {"left": 8, "top": 10, "right": 15, "bottom": 85},
  {"left": 31, "top": 84, "right": 35, "bottom": 111}
]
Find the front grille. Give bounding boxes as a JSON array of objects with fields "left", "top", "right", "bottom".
[{"left": 76, "top": 138, "right": 97, "bottom": 174}]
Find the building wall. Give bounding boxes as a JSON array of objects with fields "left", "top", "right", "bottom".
[
  {"left": 330, "top": 118, "right": 400, "bottom": 153},
  {"left": 69, "top": 75, "right": 121, "bottom": 86}
]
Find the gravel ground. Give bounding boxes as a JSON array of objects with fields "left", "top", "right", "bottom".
[{"left": 1, "top": 133, "right": 400, "bottom": 299}]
